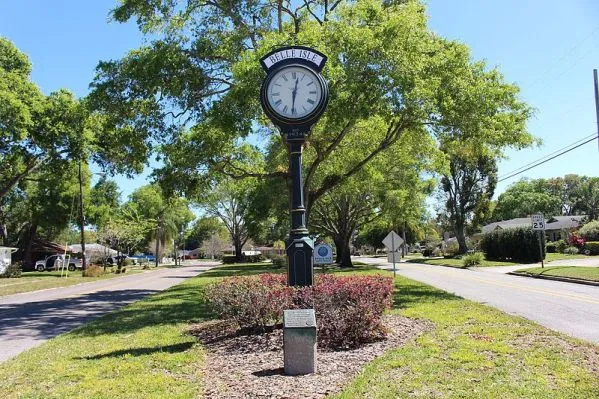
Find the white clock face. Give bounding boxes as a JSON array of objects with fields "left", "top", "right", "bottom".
[{"left": 267, "top": 66, "right": 322, "bottom": 119}]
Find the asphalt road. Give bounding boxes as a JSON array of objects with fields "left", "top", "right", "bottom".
[
  {"left": 0, "top": 262, "right": 218, "bottom": 363},
  {"left": 355, "top": 256, "right": 599, "bottom": 344}
]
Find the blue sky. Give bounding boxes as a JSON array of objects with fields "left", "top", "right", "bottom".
[{"left": 1, "top": 0, "right": 598, "bottom": 199}]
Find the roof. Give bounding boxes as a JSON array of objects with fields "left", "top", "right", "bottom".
[
  {"left": 482, "top": 215, "right": 586, "bottom": 234},
  {"left": 69, "top": 243, "right": 118, "bottom": 256}
]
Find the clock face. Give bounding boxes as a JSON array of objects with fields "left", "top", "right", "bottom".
[{"left": 266, "top": 66, "right": 322, "bottom": 120}]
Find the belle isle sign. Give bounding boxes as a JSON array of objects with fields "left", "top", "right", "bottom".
[{"left": 260, "top": 46, "right": 327, "bottom": 72}]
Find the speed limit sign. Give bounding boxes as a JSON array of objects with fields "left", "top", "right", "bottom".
[{"left": 531, "top": 214, "right": 545, "bottom": 231}]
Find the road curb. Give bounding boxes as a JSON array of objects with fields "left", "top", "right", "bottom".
[{"left": 508, "top": 272, "right": 599, "bottom": 287}]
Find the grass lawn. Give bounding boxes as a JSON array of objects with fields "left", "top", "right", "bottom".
[
  {"left": 407, "top": 257, "right": 518, "bottom": 268},
  {"left": 0, "top": 266, "right": 152, "bottom": 297},
  {"left": 513, "top": 266, "right": 599, "bottom": 282},
  {"left": 1, "top": 263, "right": 598, "bottom": 398},
  {"left": 545, "top": 252, "right": 588, "bottom": 262}
]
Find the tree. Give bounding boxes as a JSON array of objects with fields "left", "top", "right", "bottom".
[
  {"left": 441, "top": 154, "right": 497, "bottom": 254},
  {"left": 126, "top": 185, "right": 195, "bottom": 266},
  {"left": 87, "top": 177, "right": 121, "bottom": 229},
  {"left": 573, "top": 177, "right": 599, "bottom": 220},
  {"left": 310, "top": 127, "right": 437, "bottom": 266},
  {"left": 185, "top": 216, "right": 226, "bottom": 250},
  {"left": 493, "top": 179, "right": 562, "bottom": 221},
  {"left": 201, "top": 178, "right": 257, "bottom": 261},
  {"left": 89, "top": 0, "right": 533, "bottom": 236}
]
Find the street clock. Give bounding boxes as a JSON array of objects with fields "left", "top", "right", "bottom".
[
  {"left": 259, "top": 46, "right": 330, "bottom": 287},
  {"left": 260, "top": 46, "right": 329, "bottom": 136}
]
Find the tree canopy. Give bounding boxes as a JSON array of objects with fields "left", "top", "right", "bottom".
[{"left": 89, "top": 0, "right": 534, "bottom": 230}]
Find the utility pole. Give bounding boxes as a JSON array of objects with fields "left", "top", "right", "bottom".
[
  {"left": 78, "top": 160, "right": 86, "bottom": 271},
  {"left": 594, "top": 69, "right": 599, "bottom": 150}
]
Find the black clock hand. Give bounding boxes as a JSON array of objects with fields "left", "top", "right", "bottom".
[{"left": 291, "top": 78, "right": 299, "bottom": 114}]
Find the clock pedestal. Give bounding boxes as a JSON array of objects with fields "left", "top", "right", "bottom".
[{"left": 285, "top": 140, "right": 313, "bottom": 286}]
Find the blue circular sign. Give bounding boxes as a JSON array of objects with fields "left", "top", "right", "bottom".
[{"left": 317, "top": 246, "right": 329, "bottom": 256}]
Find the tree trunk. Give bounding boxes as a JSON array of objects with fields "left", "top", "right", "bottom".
[
  {"left": 334, "top": 236, "right": 353, "bottom": 268},
  {"left": 0, "top": 222, "right": 7, "bottom": 247},
  {"left": 23, "top": 221, "right": 38, "bottom": 268},
  {"left": 233, "top": 237, "right": 243, "bottom": 262},
  {"left": 154, "top": 226, "right": 160, "bottom": 268},
  {"left": 78, "top": 160, "right": 87, "bottom": 272},
  {"left": 455, "top": 222, "right": 468, "bottom": 254}
]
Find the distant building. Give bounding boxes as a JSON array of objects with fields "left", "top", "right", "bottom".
[{"left": 481, "top": 215, "right": 586, "bottom": 241}]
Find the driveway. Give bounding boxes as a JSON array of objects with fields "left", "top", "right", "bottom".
[
  {"left": 355, "top": 256, "right": 599, "bottom": 344},
  {"left": 0, "top": 261, "right": 219, "bottom": 363}
]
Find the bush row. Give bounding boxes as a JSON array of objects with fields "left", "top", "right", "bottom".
[
  {"left": 205, "top": 273, "right": 394, "bottom": 349},
  {"left": 221, "top": 253, "right": 266, "bottom": 264},
  {"left": 481, "top": 227, "right": 545, "bottom": 263}
]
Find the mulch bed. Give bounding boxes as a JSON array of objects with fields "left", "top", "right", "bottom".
[{"left": 188, "top": 315, "right": 433, "bottom": 398}]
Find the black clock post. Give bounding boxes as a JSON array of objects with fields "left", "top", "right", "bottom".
[{"left": 259, "top": 46, "right": 329, "bottom": 287}]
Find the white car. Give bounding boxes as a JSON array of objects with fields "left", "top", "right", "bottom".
[{"left": 35, "top": 255, "right": 81, "bottom": 272}]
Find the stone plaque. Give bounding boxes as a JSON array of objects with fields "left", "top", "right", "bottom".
[{"left": 284, "top": 309, "right": 316, "bottom": 328}]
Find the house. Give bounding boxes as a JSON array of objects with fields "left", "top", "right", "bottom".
[{"left": 481, "top": 215, "right": 586, "bottom": 241}]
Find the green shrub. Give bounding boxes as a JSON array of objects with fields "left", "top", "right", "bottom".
[
  {"left": 243, "top": 254, "right": 265, "bottom": 263},
  {"left": 564, "top": 246, "right": 579, "bottom": 255},
  {"left": 271, "top": 255, "right": 286, "bottom": 269},
  {"left": 462, "top": 252, "right": 483, "bottom": 267},
  {"left": 443, "top": 240, "right": 459, "bottom": 257},
  {"left": 481, "top": 227, "right": 545, "bottom": 263},
  {"left": 221, "top": 255, "right": 237, "bottom": 264},
  {"left": 82, "top": 265, "right": 104, "bottom": 277},
  {"left": 0, "top": 262, "right": 22, "bottom": 278},
  {"left": 545, "top": 242, "right": 557, "bottom": 253},
  {"left": 555, "top": 240, "right": 568, "bottom": 253},
  {"left": 432, "top": 247, "right": 442, "bottom": 257},
  {"left": 584, "top": 241, "right": 599, "bottom": 255},
  {"left": 579, "top": 220, "right": 599, "bottom": 241},
  {"left": 123, "top": 258, "right": 134, "bottom": 266}
]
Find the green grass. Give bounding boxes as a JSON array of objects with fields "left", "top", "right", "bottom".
[
  {"left": 0, "top": 267, "right": 151, "bottom": 297},
  {"left": 1, "top": 262, "right": 598, "bottom": 398},
  {"left": 513, "top": 266, "right": 599, "bottom": 282},
  {"left": 407, "top": 257, "right": 518, "bottom": 268},
  {"left": 545, "top": 252, "right": 588, "bottom": 262}
]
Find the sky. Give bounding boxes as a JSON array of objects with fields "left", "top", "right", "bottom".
[{"left": 1, "top": 0, "right": 598, "bottom": 200}]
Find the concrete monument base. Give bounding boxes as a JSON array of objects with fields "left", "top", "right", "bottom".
[{"left": 283, "top": 309, "right": 317, "bottom": 375}]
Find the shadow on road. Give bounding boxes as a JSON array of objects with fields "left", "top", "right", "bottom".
[{"left": 0, "top": 289, "right": 159, "bottom": 341}]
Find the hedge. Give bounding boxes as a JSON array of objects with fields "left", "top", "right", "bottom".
[
  {"left": 579, "top": 220, "right": 599, "bottom": 241},
  {"left": 481, "top": 227, "right": 545, "bottom": 263},
  {"left": 585, "top": 241, "right": 599, "bottom": 255},
  {"left": 222, "top": 253, "right": 266, "bottom": 264}
]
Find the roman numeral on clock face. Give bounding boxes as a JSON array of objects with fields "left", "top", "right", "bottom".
[
  {"left": 275, "top": 99, "right": 282, "bottom": 106},
  {"left": 307, "top": 99, "right": 315, "bottom": 105}
]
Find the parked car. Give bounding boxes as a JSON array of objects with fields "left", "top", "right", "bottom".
[{"left": 35, "top": 255, "right": 81, "bottom": 272}]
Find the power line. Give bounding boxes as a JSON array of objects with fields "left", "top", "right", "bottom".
[
  {"left": 498, "top": 135, "right": 598, "bottom": 183},
  {"left": 498, "top": 132, "right": 597, "bottom": 179},
  {"left": 529, "top": 24, "right": 599, "bottom": 89}
]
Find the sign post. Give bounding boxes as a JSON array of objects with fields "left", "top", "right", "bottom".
[
  {"left": 531, "top": 214, "right": 546, "bottom": 268},
  {"left": 382, "top": 231, "right": 404, "bottom": 277}
]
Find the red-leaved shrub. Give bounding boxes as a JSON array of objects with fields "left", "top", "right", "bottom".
[
  {"left": 204, "top": 273, "right": 291, "bottom": 332},
  {"left": 205, "top": 273, "right": 394, "bottom": 349}
]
